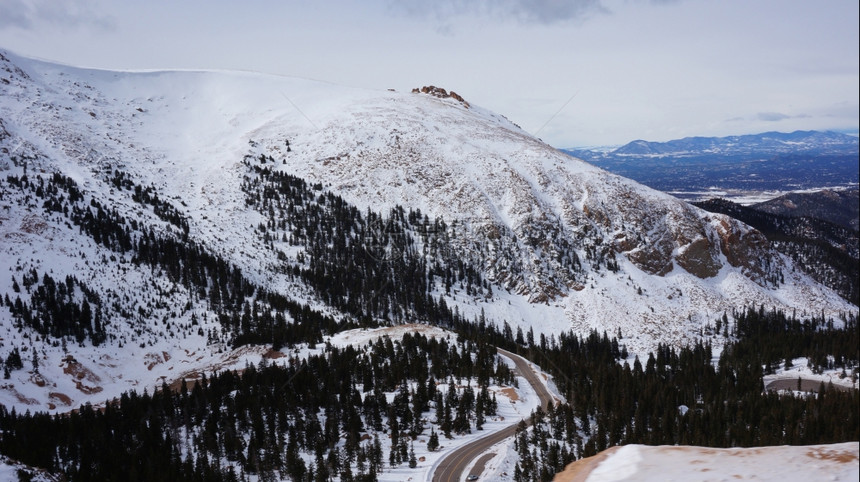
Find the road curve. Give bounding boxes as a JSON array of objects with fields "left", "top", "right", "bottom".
[
  {"left": 765, "top": 377, "right": 855, "bottom": 393},
  {"left": 430, "top": 347, "right": 555, "bottom": 482}
]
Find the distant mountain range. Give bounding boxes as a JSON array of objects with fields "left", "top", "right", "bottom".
[
  {"left": 562, "top": 131, "right": 859, "bottom": 194},
  {"left": 753, "top": 188, "right": 859, "bottom": 231},
  {"left": 582, "top": 130, "right": 858, "bottom": 157}
]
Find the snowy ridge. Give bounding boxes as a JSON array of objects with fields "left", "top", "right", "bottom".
[{"left": 0, "top": 49, "right": 856, "bottom": 415}]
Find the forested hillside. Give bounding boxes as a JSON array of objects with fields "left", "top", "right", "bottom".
[
  {"left": 2, "top": 305, "right": 857, "bottom": 481},
  {"left": 1, "top": 150, "right": 857, "bottom": 482},
  {"left": 694, "top": 198, "right": 859, "bottom": 305},
  {"left": 511, "top": 308, "right": 859, "bottom": 481},
  {"left": 1, "top": 333, "right": 514, "bottom": 481}
]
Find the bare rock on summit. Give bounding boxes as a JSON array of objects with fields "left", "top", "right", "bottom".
[{"left": 412, "top": 85, "right": 470, "bottom": 107}]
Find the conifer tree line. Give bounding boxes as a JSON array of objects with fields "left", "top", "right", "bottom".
[
  {"left": 2, "top": 171, "right": 350, "bottom": 352},
  {"left": 2, "top": 159, "right": 509, "bottom": 353},
  {"left": 240, "top": 161, "right": 493, "bottom": 323},
  {"left": 5, "top": 270, "right": 105, "bottom": 346},
  {"left": 507, "top": 308, "right": 859, "bottom": 481},
  {"left": 242, "top": 157, "right": 589, "bottom": 312},
  {"left": 0, "top": 333, "right": 510, "bottom": 481}
]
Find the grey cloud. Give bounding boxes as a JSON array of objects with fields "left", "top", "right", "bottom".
[
  {"left": 506, "top": 0, "right": 605, "bottom": 23},
  {"left": 728, "top": 112, "right": 820, "bottom": 123},
  {"left": 822, "top": 101, "right": 859, "bottom": 118},
  {"left": 757, "top": 112, "right": 791, "bottom": 122},
  {"left": 389, "top": 0, "right": 606, "bottom": 25},
  {"left": 754, "top": 112, "right": 812, "bottom": 122},
  {"left": 0, "top": 0, "right": 115, "bottom": 31},
  {"left": 0, "top": 0, "right": 33, "bottom": 29}
]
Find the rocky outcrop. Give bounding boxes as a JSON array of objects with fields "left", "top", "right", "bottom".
[
  {"left": 411, "top": 85, "right": 470, "bottom": 107},
  {"left": 675, "top": 236, "right": 722, "bottom": 278},
  {"left": 715, "top": 216, "right": 775, "bottom": 283},
  {"left": 627, "top": 238, "right": 675, "bottom": 276}
]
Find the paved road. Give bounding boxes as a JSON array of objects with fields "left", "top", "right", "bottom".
[
  {"left": 431, "top": 347, "right": 554, "bottom": 482},
  {"left": 468, "top": 453, "right": 498, "bottom": 481},
  {"left": 765, "top": 377, "right": 855, "bottom": 393}
]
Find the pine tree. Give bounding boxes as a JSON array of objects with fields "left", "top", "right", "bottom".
[
  {"left": 427, "top": 428, "right": 440, "bottom": 452},
  {"left": 408, "top": 442, "right": 417, "bottom": 468},
  {"left": 441, "top": 397, "right": 453, "bottom": 439},
  {"left": 434, "top": 392, "right": 444, "bottom": 424}
]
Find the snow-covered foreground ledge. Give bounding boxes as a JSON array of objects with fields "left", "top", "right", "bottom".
[{"left": 555, "top": 442, "right": 859, "bottom": 482}]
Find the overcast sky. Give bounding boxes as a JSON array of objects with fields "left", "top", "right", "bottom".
[{"left": 0, "top": 0, "right": 857, "bottom": 147}]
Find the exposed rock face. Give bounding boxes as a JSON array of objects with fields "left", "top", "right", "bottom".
[
  {"left": 675, "top": 236, "right": 722, "bottom": 279},
  {"left": 570, "top": 180, "right": 763, "bottom": 282},
  {"left": 0, "top": 51, "right": 31, "bottom": 83},
  {"left": 412, "top": 85, "right": 470, "bottom": 107},
  {"left": 715, "top": 217, "right": 774, "bottom": 283},
  {"left": 627, "top": 239, "right": 675, "bottom": 276}
]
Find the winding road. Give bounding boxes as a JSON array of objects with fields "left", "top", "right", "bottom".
[
  {"left": 430, "top": 347, "right": 555, "bottom": 482},
  {"left": 765, "top": 377, "right": 855, "bottom": 393}
]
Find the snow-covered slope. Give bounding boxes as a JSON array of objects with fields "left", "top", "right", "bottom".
[
  {"left": 0, "top": 455, "right": 63, "bottom": 482},
  {"left": 0, "top": 49, "right": 855, "bottom": 412},
  {"left": 553, "top": 442, "right": 859, "bottom": 482}
]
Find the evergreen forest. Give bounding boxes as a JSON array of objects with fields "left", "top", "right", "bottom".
[{"left": 0, "top": 158, "right": 857, "bottom": 481}]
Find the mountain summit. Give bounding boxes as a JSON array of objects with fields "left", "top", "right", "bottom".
[{"left": 0, "top": 50, "right": 854, "bottom": 410}]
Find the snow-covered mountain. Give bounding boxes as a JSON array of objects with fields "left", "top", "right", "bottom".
[
  {"left": 571, "top": 130, "right": 859, "bottom": 158},
  {"left": 561, "top": 131, "right": 859, "bottom": 195},
  {"left": 0, "top": 49, "right": 855, "bottom": 412},
  {"left": 752, "top": 188, "right": 860, "bottom": 231}
]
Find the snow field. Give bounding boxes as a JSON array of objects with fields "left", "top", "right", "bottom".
[{"left": 576, "top": 442, "right": 859, "bottom": 482}]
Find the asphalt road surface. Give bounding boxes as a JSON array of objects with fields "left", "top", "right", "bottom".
[
  {"left": 765, "top": 377, "right": 855, "bottom": 393},
  {"left": 431, "top": 347, "right": 554, "bottom": 482}
]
